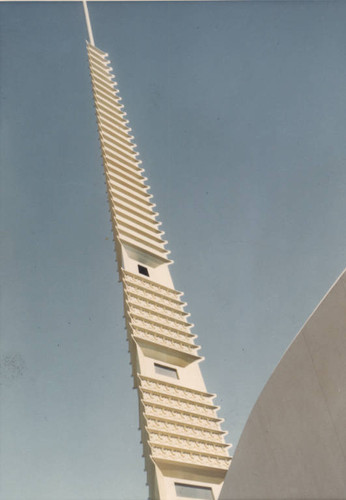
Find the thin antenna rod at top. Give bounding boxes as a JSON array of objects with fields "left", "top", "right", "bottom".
[{"left": 83, "top": 0, "right": 95, "bottom": 46}]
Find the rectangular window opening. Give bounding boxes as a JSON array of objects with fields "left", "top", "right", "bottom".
[
  {"left": 138, "top": 264, "right": 149, "bottom": 277},
  {"left": 175, "top": 483, "right": 214, "bottom": 500},
  {"left": 154, "top": 363, "right": 178, "bottom": 379}
]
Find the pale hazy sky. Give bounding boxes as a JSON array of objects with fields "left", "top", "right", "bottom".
[{"left": 1, "top": 1, "right": 346, "bottom": 499}]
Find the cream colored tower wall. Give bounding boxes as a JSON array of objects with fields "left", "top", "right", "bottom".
[{"left": 86, "top": 42, "right": 231, "bottom": 500}]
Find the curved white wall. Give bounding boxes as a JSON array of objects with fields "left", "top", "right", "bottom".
[{"left": 221, "top": 270, "right": 346, "bottom": 500}]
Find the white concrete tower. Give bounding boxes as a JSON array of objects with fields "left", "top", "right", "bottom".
[{"left": 83, "top": 3, "right": 231, "bottom": 499}]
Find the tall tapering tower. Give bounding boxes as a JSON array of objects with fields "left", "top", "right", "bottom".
[{"left": 83, "top": 3, "right": 231, "bottom": 499}]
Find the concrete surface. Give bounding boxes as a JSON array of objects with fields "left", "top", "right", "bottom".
[{"left": 220, "top": 269, "right": 346, "bottom": 500}]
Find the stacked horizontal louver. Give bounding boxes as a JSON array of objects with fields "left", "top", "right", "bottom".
[
  {"left": 87, "top": 45, "right": 169, "bottom": 263},
  {"left": 86, "top": 41, "right": 231, "bottom": 500}
]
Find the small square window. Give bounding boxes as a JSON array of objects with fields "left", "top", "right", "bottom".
[
  {"left": 138, "top": 264, "right": 149, "bottom": 277},
  {"left": 154, "top": 363, "right": 178, "bottom": 379},
  {"left": 175, "top": 483, "right": 213, "bottom": 499}
]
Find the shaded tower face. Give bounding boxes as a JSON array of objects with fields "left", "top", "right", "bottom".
[{"left": 84, "top": 13, "right": 231, "bottom": 500}]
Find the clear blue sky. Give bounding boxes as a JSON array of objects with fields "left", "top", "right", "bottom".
[{"left": 1, "top": 1, "right": 346, "bottom": 499}]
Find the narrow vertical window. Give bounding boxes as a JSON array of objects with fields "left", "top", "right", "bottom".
[{"left": 138, "top": 264, "right": 149, "bottom": 277}]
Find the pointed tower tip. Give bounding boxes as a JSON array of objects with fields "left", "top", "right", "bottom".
[{"left": 82, "top": 0, "right": 95, "bottom": 46}]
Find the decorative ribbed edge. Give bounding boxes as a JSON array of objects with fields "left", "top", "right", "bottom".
[
  {"left": 151, "top": 445, "right": 231, "bottom": 470},
  {"left": 132, "top": 327, "right": 201, "bottom": 356},
  {"left": 145, "top": 417, "right": 227, "bottom": 443},
  {"left": 149, "top": 432, "right": 230, "bottom": 456},
  {"left": 122, "top": 270, "right": 183, "bottom": 300},
  {"left": 130, "top": 317, "right": 196, "bottom": 342},
  {"left": 143, "top": 403, "right": 223, "bottom": 431},
  {"left": 127, "top": 305, "right": 193, "bottom": 333},
  {"left": 140, "top": 376, "right": 215, "bottom": 404},
  {"left": 126, "top": 294, "right": 190, "bottom": 323},
  {"left": 124, "top": 285, "right": 187, "bottom": 313},
  {"left": 141, "top": 391, "right": 217, "bottom": 418},
  {"left": 87, "top": 44, "right": 170, "bottom": 258}
]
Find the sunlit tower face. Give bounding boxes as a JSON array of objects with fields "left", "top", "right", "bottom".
[{"left": 83, "top": 2, "right": 231, "bottom": 498}]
